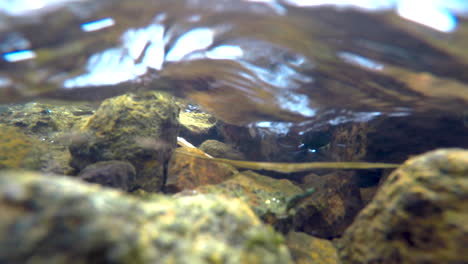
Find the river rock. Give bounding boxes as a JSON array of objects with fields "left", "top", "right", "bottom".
[
  {"left": 199, "top": 139, "right": 246, "bottom": 160},
  {"left": 195, "top": 170, "right": 304, "bottom": 230},
  {"left": 78, "top": 160, "right": 137, "bottom": 191},
  {"left": 166, "top": 145, "right": 239, "bottom": 193},
  {"left": 69, "top": 91, "right": 180, "bottom": 192},
  {"left": 286, "top": 232, "right": 339, "bottom": 264},
  {"left": 337, "top": 148, "right": 468, "bottom": 264},
  {"left": 179, "top": 110, "right": 219, "bottom": 146},
  {"left": 0, "top": 170, "right": 293, "bottom": 264},
  {"left": 295, "top": 171, "right": 363, "bottom": 238}
]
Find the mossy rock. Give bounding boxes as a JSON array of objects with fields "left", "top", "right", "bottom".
[
  {"left": 337, "top": 148, "right": 468, "bottom": 264},
  {"left": 0, "top": 170, "right": 293, "bottom": 264},
  {"left": 0, "top": 125, "right": 43, "bottom": 170},
  {"left": 69, "top": 91, "right": 180, "bottom": 192}
]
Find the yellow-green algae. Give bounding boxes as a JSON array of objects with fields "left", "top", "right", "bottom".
[
  {"left": 286, "top": 232, "right": 340, "bottom": 264},
  {"left": 0, "top": 125, "right": 44, "bottom": 170}
]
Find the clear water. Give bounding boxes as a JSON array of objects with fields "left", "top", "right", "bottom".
[{"left": 1, "top": 0, "right": 468, "bottom": 163}]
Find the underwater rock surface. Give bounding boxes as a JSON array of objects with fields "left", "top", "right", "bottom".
[
  {"left": 78, "top": 160, "right": 137, "bottom": 191},
  {"left": 69, "top": 91, "right": 180, "bottom": 192},
  {"left": 337, "top": 148, "right": 468, "bottom": 264},
  {"left": 166, "top": 146, "right": 238, "bottom": 193},
  {"left": 0, "top": 102, "right": 95, "bottom": 174},
  {"left": 286, "top": 232, "right": 339, "bottom": 264},
  {"left": 179, "top": 111, "right": 219, "bottom": 146},
  {"left": 199, "top": 139, "right": 246, "bottom": 160},
  {"left": 295, "top": 171, "right": 363, "bottom": 238},
  {"left": 0, "top": 170, "right": 292, "bottom": 264}
]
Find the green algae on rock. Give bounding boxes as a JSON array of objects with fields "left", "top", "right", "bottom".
[
  {"left": 69, "top": 91, "right": 180, "bottom": 192},
  {"left": 0, "top": 125, "right": 43, "bottom": 170},
  {"left": 194, "top": 170, "right": 314, "bottom": 233},
  {"left": 0, "top": 102, "right": 95, "bottom": 174},
  {"left": 286, "top": 232, "right": 339, "bottom": 264},
  {"left": 337, "top": 148, "right": 468, "bottom": 264},
  {"left": 179, "top": 111, "right": 219, "bottom": 145},
  {"left": 195, "top": 170, "right": 303, "bottom": 217},
  {"left": 0, "top": 170, "right": 293, "bottom": 264}
]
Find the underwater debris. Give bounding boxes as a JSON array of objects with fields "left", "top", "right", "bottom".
[{"left": 174, "top": 148, "right": 399, "bottom": 173}]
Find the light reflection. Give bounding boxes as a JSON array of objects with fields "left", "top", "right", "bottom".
[
  {"left": 0, "top": 0, "right": 77, "bottom": 16},
  {"left": 0, "top": 32, "right": 31, "bottom": 53},
  {"left": 277, "top": 92, "right": 317, "bottom": 117},
  {"left": 252, "top": 121, "right": 295, "bottom": 135},
  {"left": 165, "top": 28, "right": 214, "bottom": 62},
  {"left": 3, "top": 50, "right": 36, "bottom": 62},
  {"left": 338, "top": 52, "right": 383, "bottom": 70},
  {"left": 205, "top": 45, "right": 244, "bottom": 60},
  {"left": 239, "top": 61, "right": 313, "bottom": 90},
  {"left": 81, "top": 18, "right": 115, "bottom": 32},
  {"left": 328, "top": 111, "right": 382, "bottom": 125},
  {"left": 65, "top": 23, "right": 165, "bottom": 87},
  {"left": 283, "top": 0, "right": 467, "bottom": 32},
  {"left": 64, "top": 48, "right": 147, "bottom": 88},
  {"left": 397, "top": 2, "right": 457, "bottom": 32}
]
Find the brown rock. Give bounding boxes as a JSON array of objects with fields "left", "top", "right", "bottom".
[
  {"left": 166, "top": 148, "right": 238, "bottom": 193},
  {"left": 294, "top": 171, "right": 363, "bottom": 238}
]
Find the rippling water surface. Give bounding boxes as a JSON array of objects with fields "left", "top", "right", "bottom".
[{"left": 1, "top": 0, "right": 468, "bottom": 138}]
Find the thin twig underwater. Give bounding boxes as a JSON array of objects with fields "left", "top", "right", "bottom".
[{"left": 174, "top": 147, "right": 399, "bottom": 174}]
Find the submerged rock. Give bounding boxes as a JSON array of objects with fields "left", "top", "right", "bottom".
[
  {"left": 0, "top": 125, "right": 44, "bottom": 170},
  {"left": 0, "top": 170, "right": 292, "bottom": 264},
  {"left": 195, "top": 170, "right": 304, "bottom": 230},
  {"left": 69, "top": 91, "right": 180, "bottom": 192},
  {"left": 294, "top": 171, "right": 363, "bottom": 238},
  {"left": 199, "top": 139, "right": 246, "bottom": 160},
  {"left": 179, "top": 110, "right": 219, "bottom": 146},
  {"left": 166, "top": 147, "right": 239, "bottom": 193},
  {"left": 78, "top": 160, "right": 137, "bottom": 191},
  {"left": 286, "top": 232, "right": 339, "bottom": 264},
  {"left": 0, "top": 102, "right": 95, "bottom": 174},
  {"left": 337, "top": 148, "right": 468, "bottom": 264}
]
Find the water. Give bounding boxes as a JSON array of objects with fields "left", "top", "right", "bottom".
[{"left": 1, "top": 0, "right": 468, "bottom": 163}]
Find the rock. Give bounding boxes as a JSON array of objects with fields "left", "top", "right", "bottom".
[
  {"left": 286, "top": 232, "right": 339, "bottom": 264},
  {"left": 0, "top": 170, "right": 293, "bottom": 264},
  {"left": 337, "top": 148, "right": 468, "bottom": 264},
  {"left": 295, "top": 171, "right": 363, "bottom": 238},
  {"left": 0, "top": 102, "right": 95, "bottom": 174},
  {"left": 199, "top": 139, "right": 245, "bottom": 160},
  {"left": 359, "top": 186, "right": 378, "bottom": 206},
  {"left": 69, "top": 91, "right": 180, "bottom": 192},
  {"left": 78, "top": 160, "right": 137, "bottom": 191},
  {"left": 0, "top": 102, "right": 93, "bottom": 137},
  {"left": 327, "top": 123, "right": 368, "bottom": 162},
  {"left": 179, "top": 110, "right": 219, "bottom": 146},
  {"left": 166, "top": 147, "right": 238, "bottom": 193},
  {"left": 195, "top": 170, "right": 304, "bottom": 231},
  {"left": 0, "top": 125, "right": 44, "bottom": 170}
]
